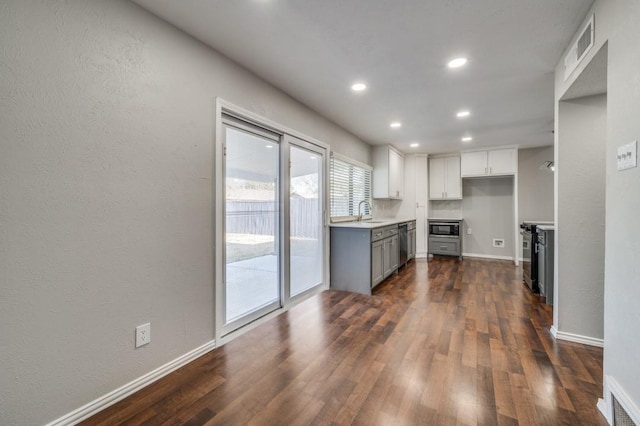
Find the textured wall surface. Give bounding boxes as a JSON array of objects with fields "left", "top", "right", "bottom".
[
  {"left": 517, "top": 146, "right": 554, "bottom": 224},
  {"left": 517, "top": 146, "right": 554, "bottom": 257},
  {"left": 556, "top": 94, "right": 606, "bottom": 339},
  {"left": 0, "top": 1, "right": 369, "bottom": 424},
  {"left": 555, "top": 0, "right": 640, "bottom": 411},
  {"left": 461, "top": 177, "right": 515, "bottom": 257}
]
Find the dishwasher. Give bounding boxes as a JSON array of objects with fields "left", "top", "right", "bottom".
[{"left": 399, "top": 223, "right": 408, "bottom": 268}]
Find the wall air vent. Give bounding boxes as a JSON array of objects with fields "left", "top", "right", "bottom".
[
  {"left": 614, "top": 395, "right": 637, "bottom": 426},
  {"left": 564, "top": 14, "right": 595, "bottom": 81}
]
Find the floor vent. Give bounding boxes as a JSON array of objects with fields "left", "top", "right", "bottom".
[
  {"left": 614, "top": 395, "right": 637, "bottom": 426},
  {"left": 564, "top": 14, "right": 595, "bottom": 81}
]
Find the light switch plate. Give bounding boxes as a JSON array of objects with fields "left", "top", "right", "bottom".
[{"left": 617, "top": 141, "right": 637, "bottom": 171}]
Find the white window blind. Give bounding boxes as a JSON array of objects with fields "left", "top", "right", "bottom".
[{"left": 330, "top": 154, "right": 372, "bottom": 221}]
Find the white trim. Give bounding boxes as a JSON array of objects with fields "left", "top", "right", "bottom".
[
  {"left": 415, "top": 252, "right": 428, "bottom": 259},
  {"left": 597, "top": 398, "right": 610, "bottom": 425},
  {"left": 602, "top": 374, "right": 640, "bottom": 426},
  {"left": 216, "top": 98, "right": 330, "bottom": 151},
  {"left": 550, "top": 325, "right": 604, "bottom": 347},
  {"left": 462, "top": 252, "right": 514, "bottom": 261},
  {"left": 330, "top": 152, "right": 372, "bottom": 171},
  {"left": 46, "top": 340, "right": 217, "bottom": 426}
]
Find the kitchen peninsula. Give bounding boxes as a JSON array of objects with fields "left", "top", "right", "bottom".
[{"left": 330, "top": 218, "right": 416, "bottom": 295}]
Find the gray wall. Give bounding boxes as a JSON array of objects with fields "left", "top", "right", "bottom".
[
  {"left": 518, "top": 146, "right": 554, "bottom": 224},
  {"left": 0, "top": 1, "right": 370, "bottom": 424},
  {"left": 461, "top": 178, "right": 515, "bottom": 258},
  {"left": 603, "top": 1, "right": 640, "bottom": 409},
  {"left": 556, "top": 94, "right": 606, "bottom": 341},
  {"left": 517, "top": 146, "right": 554, "bottom": 258},
  {"left": 555, "top": 0, "right": 640, "bottom": 413}
]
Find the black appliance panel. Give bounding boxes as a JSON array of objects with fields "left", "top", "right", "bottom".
[{"left": 429, "top": 223, "right": 460, "bottom": 237}]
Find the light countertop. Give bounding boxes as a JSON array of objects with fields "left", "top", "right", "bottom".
[
  {"left": 536, "top": 225, "right": 555, "bottom": 231},
  {"left": 330, "top": 217, "right": 416, "bottom": 229},
  {"left": 427, "top": 217, "right": 463, "bottom": 222}
]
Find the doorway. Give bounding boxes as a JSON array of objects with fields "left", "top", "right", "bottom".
[{"left": 218, "top": 107, "right": 328, "bottom": 338}]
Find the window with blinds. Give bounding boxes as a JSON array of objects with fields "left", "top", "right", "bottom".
[{"left": 330, "top": 154, "right": 372, "bottom": 221}]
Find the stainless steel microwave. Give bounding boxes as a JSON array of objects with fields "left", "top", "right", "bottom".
[{"left": 429, "top": 222, "right": 460, "bottom": 237}]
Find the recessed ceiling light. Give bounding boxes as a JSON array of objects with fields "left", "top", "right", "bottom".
[
  {"left": 351, "top": 82, "right": 367, "bottom": 92},
  {"left": 266, "top": 144, "right": 274, "bottom": 148},
  {"left": 461, "top": 136, "right": 473, "bottom": 142},
  {"left": 410, "top": 143, "right": 419, "bottom": 148},
  {"left": 390, "top": 122, "right": 402, "bottom": 128},
  {"left": 448, "top": 57, "right": 468, "bottom": 68},
  {"left": 456, "top": 110, "right": 471, "bottom": 118},
  {"left": 310, "top": 156, "right": 317, "bottom": 159}
]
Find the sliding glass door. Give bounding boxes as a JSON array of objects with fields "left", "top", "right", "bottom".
[
  {"left": 221, "top": 115, "right": 327, "bottom": 336},
  {"left": 288, "top": 138, "right": 325, "bottom": 298},
  {"left": 223, "top": 119, "right": 281, "bottom": 332}
]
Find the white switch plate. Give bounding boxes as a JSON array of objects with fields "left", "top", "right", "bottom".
[
  {"left": 617, "top": 141, "right": 637, "bottom": 171},
  {"left": 135, "top": 323, "right": 151, "bottom": 348},
  {"left": 467, "top": 228, "right": 473, "bottom": 235},
  {"left": 493, "top": 239, "right": 505, "bottom": 248}
]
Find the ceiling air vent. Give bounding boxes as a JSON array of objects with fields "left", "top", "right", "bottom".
[{"left": 564, "top": 14, "right": 595, "bottom": 81}]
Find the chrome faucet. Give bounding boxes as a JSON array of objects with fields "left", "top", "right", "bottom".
[{"left": 357, "top": 199, "right": 372, "bottom": 221}]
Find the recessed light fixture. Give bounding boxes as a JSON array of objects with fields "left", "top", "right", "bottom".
[
  {"left": 390, "top": 122, "right": 402, "bottom": 128},
  {"left": 461, "top": 136, "right": 473, "bottom": 142},
  {"left": 310, "top": 156, "right": 317, "bottom": 159},
  {"left": 351, "top": 82, "right": 367, "bottom": 92},
  {"left": 410, "top": 143, "right": 419, "bottom": 148},
  {"left": 266, "top": 144, "right": 274, "bottom": 148},
  {"left": 456, "top": 110, "right": 471, "bottom": 118},
  {"left": 448, "top": 57, "right": 468, "bottom": 68}
]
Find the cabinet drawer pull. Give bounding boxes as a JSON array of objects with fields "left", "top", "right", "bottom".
[{"left": 439, "top": 246, "right": 448, "bottom": 249}]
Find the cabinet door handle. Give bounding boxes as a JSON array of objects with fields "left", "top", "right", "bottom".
[
  {"left": 485, "top": 167, "right": 487, "bottom": 174},
  {"left": 489, "top": 167, "right": 492, "bottom": 174},
  {"left": 440, "top": 246, "right": 448, "bottom": 249}
]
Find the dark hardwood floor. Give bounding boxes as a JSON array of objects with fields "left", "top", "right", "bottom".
[{"left": 82, "top": 257, "right": 606, "bottom": 425}]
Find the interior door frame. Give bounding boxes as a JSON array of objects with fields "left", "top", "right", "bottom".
[{"left": 214, "top": 98, "right": 330, "bottom": 345}]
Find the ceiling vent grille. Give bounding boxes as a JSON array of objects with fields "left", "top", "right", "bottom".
[{"left": 564, "top": 14, "right": 595, "bottom": 81}]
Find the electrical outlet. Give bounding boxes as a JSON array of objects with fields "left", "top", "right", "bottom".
[
  {"left": 467, "top": 228, "right": 473, "bottom": 235},
  {"left": 135, "top": 323, "right": 151, "bottom": 348},
  {"left": 493, "top": 239, "right": 505, "bottom": 248}
]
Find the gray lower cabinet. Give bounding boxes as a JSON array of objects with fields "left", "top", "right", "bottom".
[
  {"left": 428, "top": 236, "right": 461, "bottom": 256},
  {"left": 330, "top": 224, "right": 399, "bottom": 295},
  {"left": 383, "top": 235, "right": 398, "bottom": 278},
  {"left": 371, "top": 239, "right": 384, "bottom": 287}
]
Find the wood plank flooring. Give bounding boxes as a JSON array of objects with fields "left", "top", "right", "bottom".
[{"left": 82, "top": 257, "right": 606, "bottom": 425}]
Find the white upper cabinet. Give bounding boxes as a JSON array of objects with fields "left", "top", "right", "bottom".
[
  {"left": 373, "top": 146, "right": 404, "bottom": 199},
  {"left": 461, "top": 148, "right": 517, "bottom": 177},
  {"left": 429, "top": 156, "right": 461, "bottom": 200}
]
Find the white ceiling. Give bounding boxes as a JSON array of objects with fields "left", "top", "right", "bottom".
[{"left": 132, "top": 0, "right": 594, "bottom": 154}]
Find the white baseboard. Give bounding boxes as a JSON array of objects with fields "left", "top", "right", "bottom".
[
  {"left": 46, "top": 339, "right": 217, "bottom": 426},
  {"left": 597, "top": 398, "right": 611, "bottom": 425},
  {"left": 602, "top": 374, "right": 640, "bottom": 426},
  {"left": 415, "top": 252, "right": 428, "bottom": 259},
  {"left": 550, "top": 325, "right": 604, "bottom": 347},
  {"left": 462, "top": 252, "right": 514, "bottom": 261}
]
